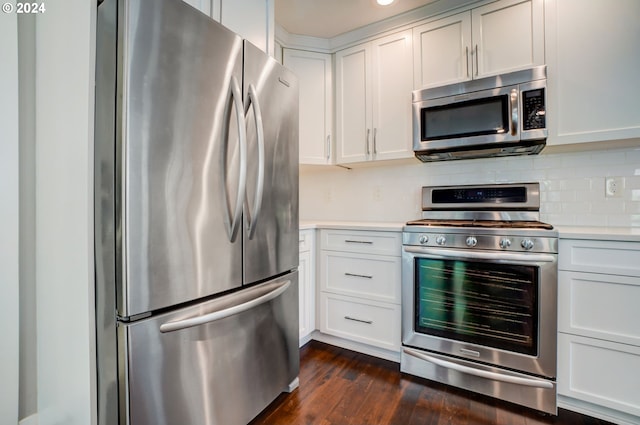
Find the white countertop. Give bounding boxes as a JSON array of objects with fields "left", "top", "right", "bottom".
[
  {"left": 555, "top": 226, "right": 640, "bottom": 242},
  {"left": 300, "top": 220, "right": 404, "bottom": 232},
  {"left": 300, "top": 221, "right": 640, "bottom": 242}
]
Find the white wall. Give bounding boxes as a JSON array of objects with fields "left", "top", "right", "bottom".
[
  {"left": 35, "top": 1, "right": 97, "bottom": 424},
  {"left": 300, "top": 144, "right": 640, "bottom": 227},
  {"left": 1, "top": 8, "right": 20, "bottom": 425}
]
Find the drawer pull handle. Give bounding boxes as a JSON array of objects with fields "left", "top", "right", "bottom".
[
  {"left": 344, "top": 272, "right": 373, "bottom": 279},
  {"left": 344, "top": 316, "right": 373, "bottom": 325},
  {"left": 344, "top": 239, "right": 373, "bottom": 245}
]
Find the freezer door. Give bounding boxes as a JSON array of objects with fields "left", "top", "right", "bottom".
[
  {"left": 242, "top": 41, "right": 300, "bottom": 285},
  {"left": 118, "top": 0, "right": 246, "bottom": 316},
  {"left": 120, "top": 272, "right": 299, "bottom": 425}
]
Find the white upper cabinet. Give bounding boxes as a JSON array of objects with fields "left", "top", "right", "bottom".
[
  {"left": 181, "top": 0, "right": 273, "bottom": 54},
  {"left": 181, "top": 0, "right": 221, "bottom": 21},
  {"left": 336, "top": 30, "right": 413, "bottom": 164},
  {"left": 545, "top": 0, "right": 640, "bottom": 147},
  {"left": 220, "top": 0, "right": 274, "bottom": 55},
  {"left": 413, "top": 0, "right": 544, "bottom": 89},
  {"left": 283, "top": 49, "right": 333, "bottom": 165},
  {"left": 413, "top": 12, "right": 471, "bottom": 89}
]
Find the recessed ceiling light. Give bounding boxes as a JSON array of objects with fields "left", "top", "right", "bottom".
[{"left": 377, "top": 0, "right": 395, "bottom": 5}]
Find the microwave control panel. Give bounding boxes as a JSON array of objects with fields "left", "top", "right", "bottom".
[{"left": 522, "top": 88, "right": 546, "bottom": 130}]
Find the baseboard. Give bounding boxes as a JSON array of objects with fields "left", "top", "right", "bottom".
[
  {"left": 559, "top": 395, "right": 640, "bottom": 425},
  {"left": 19, "top": 413, "right": 38, "bottom": 425},
  {"left": 310, "top": 331, "right": 401, "bottom": 363}
]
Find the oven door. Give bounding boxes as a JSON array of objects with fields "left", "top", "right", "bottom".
[{"left": 401, "top": 245, "right": 557, "bottom": 379}]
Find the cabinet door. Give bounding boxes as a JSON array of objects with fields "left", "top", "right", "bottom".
[
  {"left": 371, "top": 30, "right": 414, "bottom": 161},
  {"left": 413, "top": 12, "right": 471, "bottom": 89},
  {"left": 299, "top": 249, "right": 313, "bottom": 344},
  {"left": 220, "top": 0, "right": 273, "bottom": 55},
  {"left": 283, "top": 49, "right": 333, "bottom": 165},
  {"left": 545, "top": 0, "right": 640, "bottom": 146},
  {"left": 181, "top": 0, "right": 214, "bottom": 18},
  {"left": 558, "top": 333, "right": 640, "bottom": 418},
  {"left": 472, "top": 0, "right": 544, "bottom": 77},
  {"left": 336, "top": 43, "right": 372, "bottom": 164}
]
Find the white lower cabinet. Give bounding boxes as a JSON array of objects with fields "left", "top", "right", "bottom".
[
  {"left": 298, "top": 229, "right": 315, "bottom": 346},
  {"left": 558, "top": 238, "right": 640, "bottom": 423},
  {"left": 318, "top": 229, "right": 402, "bottom": 355},
  {"left": 558, "top": 334, "right": 640, "bottom": 418},
  {"left": 320, "top": 293, "right": 400, "bottom": 352}
]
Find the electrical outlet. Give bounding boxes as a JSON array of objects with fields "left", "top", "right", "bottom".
[
  {"left": 372, "top": 186, "right": 382, "bottom": 201},
  {"left": 605, "top": 177, "right": 623, "bottom": 198}
]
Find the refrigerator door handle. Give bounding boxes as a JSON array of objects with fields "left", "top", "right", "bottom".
[
  {"left": 244, "top": 84, "right": 265, "bottom": 240},
  {"left": 227, "top": 75, "right": 247, "bottom": 242},
  {"left": 159, "top": 279, "right": 291, "bottom": 333}
]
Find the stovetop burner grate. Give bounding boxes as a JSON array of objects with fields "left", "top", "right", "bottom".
[{"left": 406, "top": 219, "right": 554, "bottom": 230}]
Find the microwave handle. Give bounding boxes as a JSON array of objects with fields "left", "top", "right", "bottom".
[{"left": 510, "top": 88, "right": 518, "bottom": 136}]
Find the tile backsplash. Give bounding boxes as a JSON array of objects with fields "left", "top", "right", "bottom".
[{"left": 300, "top": 145, "right": 640, "bottom": 227}]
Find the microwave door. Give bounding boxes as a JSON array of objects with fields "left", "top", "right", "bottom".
[{"left": 414, "top": 86, "right": 520, "bottom": 152}]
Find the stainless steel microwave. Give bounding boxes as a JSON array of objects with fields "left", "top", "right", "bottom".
[{"left": 413, "top": 66, "right": 547, "bottom": 162}]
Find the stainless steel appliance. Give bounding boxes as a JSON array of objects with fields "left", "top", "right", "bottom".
[
  {"left": 94, "top": 1, "right": 299, "bottom": 424},
  {"left": 413, "top": 66, "right": 547, "bottom": 161},
  {"left": 401, "top": 183, "right": 558, "bottom": 414}
]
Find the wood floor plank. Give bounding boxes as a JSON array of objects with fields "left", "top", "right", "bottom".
[{"left": 249, "top": 341, "right": 615, "bottom": 425}]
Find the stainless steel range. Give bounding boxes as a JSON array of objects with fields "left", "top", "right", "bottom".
[{"left": 401, "top": 183, "right": 558, "bottom": 414}]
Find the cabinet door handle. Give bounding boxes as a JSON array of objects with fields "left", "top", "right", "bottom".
[
  {"left": 344, "top": 272, "right": 373, "bottom": 279},
  {"left": 465, "top": 46, "right": 470, "bottom": 78},
  {"left": 344, "top": 316, "right": 373, "bottom": 325},
  {"left": 475, "top": 44, "right": 479, "bottom": 76},
  {"left": 373, "top": 128, "right": 377, "bottom": 154},
  {"left": 365, "top": 128, "right": 371, "bottom": 155},
  {"left": 326, "top": 134, "right": 331, "bottom": 161},
  {"left": 344, "top": 239, "right": 373, "bottom": 245}
]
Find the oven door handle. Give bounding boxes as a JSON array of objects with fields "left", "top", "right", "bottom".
[
  {"left": 403, "top": 246, "right": 556, "bottom": 263},
  {"left": 403, "top": 348, "right": 554, "bottom": 389}
]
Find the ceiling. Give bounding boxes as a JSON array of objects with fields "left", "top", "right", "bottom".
[{"left": 275, "top": 0, "right": 438, "bottom": 39}]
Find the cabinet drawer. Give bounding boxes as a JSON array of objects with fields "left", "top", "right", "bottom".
[
  {"left": 321, "top": 229, "right": 402, "bottom": 256},
  {"left": 299, "top": 229, "right": 314, "bottom": 253},
  {"left": 559, "top": 271, "right": 640, "bottom": 347},
  {"left": 559, "top": 239, "right": 640, "bottom": 277},
  {"left": 558, "top": 333, "right": 640, "bottom": 417},
  {"left": 320, "top": 293, "right": 400, "bottom": 351},
  {"left": 321, "top": 251, "right": 400, "bottom": 303}
]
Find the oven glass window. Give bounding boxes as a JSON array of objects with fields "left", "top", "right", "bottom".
[
  {"left": 414, "top": 258, "right": 538, "bottom": 356},
  {"left": 421, "top": 96, "right": 508, "bottom": 141}
]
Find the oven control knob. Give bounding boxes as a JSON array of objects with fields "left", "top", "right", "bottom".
[
  {"left": 465, "top": 236, "right": 477, "bottom": 247},
  {"left": 499, "top": 238, "right": 512, "bottom": 249},
  {"left": 436, "top": 235, "right": 447, "bottom": 246},
  {"left": 419, "top": 235, "right": 429, "bottom": 245},
  {"left": 521, "top": 238, "right": 535, "bottom": 251}
]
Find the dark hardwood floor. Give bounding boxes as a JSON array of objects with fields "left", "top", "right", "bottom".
[{"left": 250, "top": 340, "right": 613, "bottom": 425}]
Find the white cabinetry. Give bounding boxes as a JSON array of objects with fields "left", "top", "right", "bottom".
[
  {"left": 283, "top": 49, "right": 333, "bottom": 165},
  {"left": 545, "top": 0, "right": 640, "bottom": 147},
  {"left": 181, "top": 0, "right": 273, "bottom": 54},
  {"left": 413, "top": 0, "right": 544, "bottom": 89},
  {"left": 318, "top": 229, "right": 402, "bottom": 353},
  {"left": 558, "top": 239, "right": 640, "bottom": 423},
  {"left": 220, "top": 0, "right": 274, "bottom": 55},
  {"left": 181, "top": 0, "right": 220, "bottom": 20},
  {"left": 335, "top": 30, "right": 413, "bottom": 164},
  {"left": 299, "top": 229, "right": 315, "bottom": 347}
]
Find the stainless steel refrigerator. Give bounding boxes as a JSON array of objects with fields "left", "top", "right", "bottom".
[{"left": 94, "top": 0, "right": 299, "bottom": 424}]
